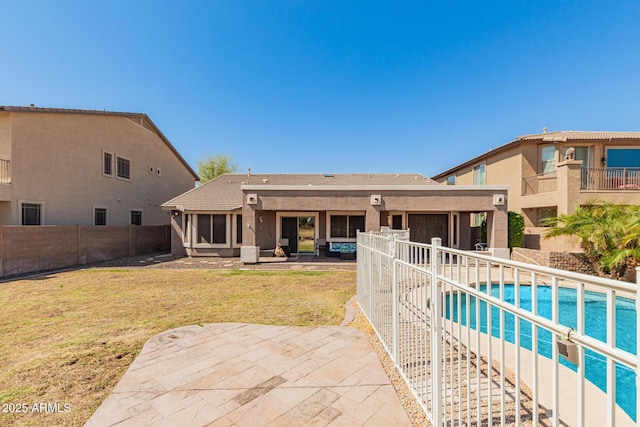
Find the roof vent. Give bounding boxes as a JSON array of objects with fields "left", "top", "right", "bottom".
[
  {"left": 247, "top": 167, "right": 251, "bottom": 177},
  {"left": 262, "top": 178, "right": 268, "bottom": 184},
  {"left": 29, "top": 104, "right": 35, "bottom": 109},
  {"left": 543, "top": 127, "right": 547, "bottom": 133}
]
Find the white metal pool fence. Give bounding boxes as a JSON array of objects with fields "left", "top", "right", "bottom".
[{"left": 356, "top": 231, "right": 640, "bottom": 427}]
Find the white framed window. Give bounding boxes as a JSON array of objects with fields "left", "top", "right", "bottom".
[
  {"left": 116, "top": 156, "right": 131, "bottom": 180},
  {"left": 540, "top": 146, "right": 556, "bottom": 174},
  {"left": 473, "top": 163, "right": 486, "bottom": 185},
  {"left": 103, "top": 151, "right": 113, "bottom": 177},
  {"left": 131, "top": 210, "right": 142, "bottom": 226},
  {"left": 327, "top": 212, "right": 365, "bottom": 240},
  {"left": 194, "top": 213, "right": 230, "bottom": 248},
  {"left": 20, "top": 200, "right": 44, "bottom": 225},
  {"left": 94, "top": 207, "right": 108, "bottom": 226}
]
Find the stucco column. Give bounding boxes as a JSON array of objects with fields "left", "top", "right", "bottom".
[
  {"left": 488, "top": 205, "right": 509, "bottom": 258},
  {"left": 241, "top": 203, "right": 257, "bottom": 246},
  {"left": 241, "top": 201, "right": 260, "bottom": 263},
  {"left": 556, "top": 160, "right": 583, "bottom": 216},
  {"left": 365, "top": 205, "right": 380, "bottom": 232}
]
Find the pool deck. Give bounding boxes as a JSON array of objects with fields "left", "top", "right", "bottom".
[{"left": 84, "top": 323, "right": 412, "bottom": 426}]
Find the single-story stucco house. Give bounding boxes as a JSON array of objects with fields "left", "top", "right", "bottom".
[{"left": 162, "top": 172, "right": 510, "bottom": 262}]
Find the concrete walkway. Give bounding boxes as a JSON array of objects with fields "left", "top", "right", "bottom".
[{"left": 85, "top": 323, "right": 412, "bottom": 426}]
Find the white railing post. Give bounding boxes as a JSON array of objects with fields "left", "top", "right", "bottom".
[
  {"left": 431, "top": 237, "right": 443, "bottom": 426},
  {"left": 391, "top": 235, "right": 399, "bottom": 361}
]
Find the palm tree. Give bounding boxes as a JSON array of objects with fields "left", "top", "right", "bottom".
[{"left": 544, "top": 202, "right": 640, "bottom": 281}]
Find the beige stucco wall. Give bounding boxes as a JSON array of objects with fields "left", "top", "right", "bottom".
[
  {"left": 6, "top": 112, "right": 196, "bottom": 225},
  {"left": 438, "top": 146, "right": 523, "bottom": 213}
]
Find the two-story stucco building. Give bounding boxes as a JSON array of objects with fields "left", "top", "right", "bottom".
[
  {"left": 432, "top": 131, "right": 640, "bottom": 250},
  {"left": 0, "top": 105, "right": 198, "bottom": 226}
]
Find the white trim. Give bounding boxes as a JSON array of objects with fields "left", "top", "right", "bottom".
[
  {"left": 102, "top": 150, "right": 114, "bottom": 178},
  {"left": 276, "top": 211, "right": 319, "bottom": 254},
  {"left": 115, "top": 155, "right": 132, "bottom": 182},
  {"left": 326, "top": 211, "right": 366, "bottom": 242},
  {"left": 18, "top": 199, "right": 45, "bottom": 226},
  {"left": 241, "top": 184, "right": 509, "bottom": 191},
  {"left": 93, "top": 205, "right": 109, "bottom": 226},
  {"left": 192, "top": 212, "right": 231, "bottom": 249}
]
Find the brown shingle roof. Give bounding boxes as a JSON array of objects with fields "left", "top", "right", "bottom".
[
  {"left": 432, "top": 130, "right": 640, "bottom": 180},
  {"left": 0, "top": 105, "right": 199, "bottom": 180},
  {"left": 162, "top": 173, "right": 437, "bottom": 211}
]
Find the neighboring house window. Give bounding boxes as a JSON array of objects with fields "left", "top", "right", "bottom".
[
  {"left": 472, "top": 212, "right": 486, "bottom": 228},
  {"left": 236, "top": 214, "right": 243, "bottom": 244},
  {"left": 21, "top": 203, "right": 42, "bottom": 225},
  {"left": 473, "top": 164, "right": 486, "bottom": 185},
  {"left": 131, "top": 210, "right": 142, "bottom": 226},
  {"left": 116, "top": 156, "right": 131, "bottom": 180},
  {"left": 330, "top": 215, "right": 364, "bottom": 239},
  {"left": 95, "top": 208, "right": 107, "bottom": 226},
  {"left": 103, "top": 152, "right": 113, "bottom": 176},
  {"left": 540, "top": 146, "right": 556, "bottom": 174},
  {"left": 197, "top": 214, "right": 226, "bottom": 244},
  {"left": 538, "top": 207, "right": 557, "bottom": 227},
  {"left": 606, "top": 148, "right": 640, "bottom": 168},
  {"left": 446, "top": 175, "right": 456, "bottom": 185}
]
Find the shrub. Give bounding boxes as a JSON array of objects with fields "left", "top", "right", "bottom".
[{"left": 508, "top": 211, "right": 525, "bottom": 248}]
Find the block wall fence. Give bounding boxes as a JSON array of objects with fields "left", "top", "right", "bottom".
[{"left": 0, "top": 225, "right": 170, "bottom": 277}]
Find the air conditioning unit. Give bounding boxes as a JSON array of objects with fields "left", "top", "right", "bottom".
[
  {"left": 247, "top": 194, "right": 258, "bottom": 205},
  {"left": 370, "top": 195, "right": 381, "bottom": 206}
]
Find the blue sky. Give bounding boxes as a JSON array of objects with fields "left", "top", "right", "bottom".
[{"left": 2, "top": 1, "right": 640, "bottom": 177}]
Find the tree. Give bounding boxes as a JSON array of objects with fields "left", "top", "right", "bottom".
[
  {"left": 544, "top": 202, "right": 640, "bottom": 281},
  {"left": 196, "top": 154, "right": 238, "bottom": 183}
]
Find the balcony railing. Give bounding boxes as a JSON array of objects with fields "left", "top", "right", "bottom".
[
  {"left": 0, "top": 159, "right": 10, "bottom": 184},
  {"left": 581, "top": 167, "right": 640, "bottom": 191},
  {"left": 522, "top": 171, "right": 557, "bottom": 195}
]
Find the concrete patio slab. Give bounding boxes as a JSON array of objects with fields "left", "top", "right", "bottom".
[{"left": 85, "top": 323, "right": 412, "bottom": 427}]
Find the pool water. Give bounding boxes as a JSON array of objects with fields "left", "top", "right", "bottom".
[{"left": 445, "top": 285, "right": 637, "bottom": 420}]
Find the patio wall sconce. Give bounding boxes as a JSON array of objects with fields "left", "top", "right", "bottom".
[{"left": 601, "top": 157, "right": 606, "bottom": 166}]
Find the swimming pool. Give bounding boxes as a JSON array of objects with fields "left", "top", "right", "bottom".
[{"left": 445, "top": 284, "right": 637, "bottom": 420}]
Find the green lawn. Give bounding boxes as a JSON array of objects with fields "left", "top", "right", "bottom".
[{"left": 0, "top": 269, "right": 356, "bottom": 426}]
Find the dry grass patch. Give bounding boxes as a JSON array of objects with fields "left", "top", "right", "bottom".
[{"left": 0, "top": 268, "right": 355, "bottom": 426}]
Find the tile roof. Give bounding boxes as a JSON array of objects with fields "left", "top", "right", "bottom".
[
  {"left": 0, "top": 105, "right": 199, "bottom": 180},
  {"left": 516, "top": 130, "right": 640, "bottom": 141},
  {"left": 162, "top": 173, "right": 437, "bottom": 211},
  {"left": 432, "top": 130, "right": 640, "bottom": 180}
]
